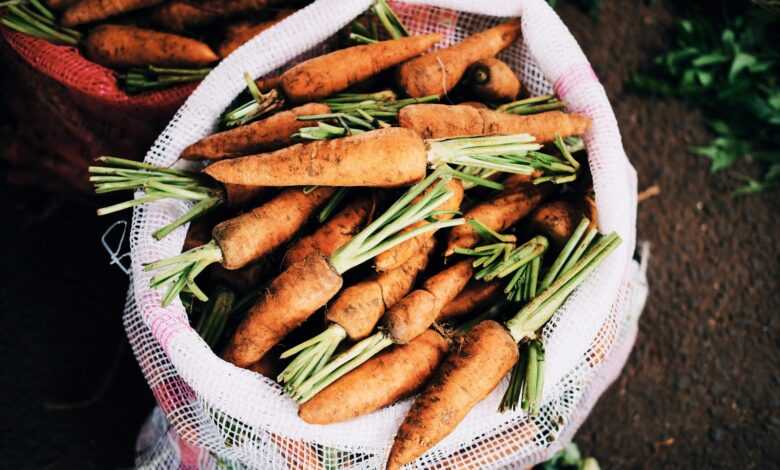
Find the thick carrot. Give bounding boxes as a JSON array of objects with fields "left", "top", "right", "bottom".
[
  {"left": 386, "top": 320, "right": 518, "bottom": 470},
  {"left": 218, "top": 9, "right": 294, "bottom": 58},
  {"left": 84, "top": 25, "right": 218, "bottom": 68},
  {"left": 438, "top": 280, "right": 502, "bottom": 320},
  {"left": 204, "top": 127, "right": 428, "bottom": 188},
  {"left": 299, "top": 329, "right": 449, "bottom": 425},
  {"left": 399, "top": 104, "right": 592, "bottom": 142},
  {"left": 467, "top": 57, "right": 521, "bottom": 102},
  {"left": 397, "top": 20, "right": 521, "bottom": 98},
  {"left": 280, "top": 34, "right": 442, "bottom": 103},
  {"left": 255, "top": 75, "right": 281, "bottom": 92},
  {"left": 375, "top": 179, "right": 463, "bottom": 271},
  {"left": 385, "top": 259, "right": 473, "bottom": 344},
  {"left": 223, "top": 253, "right": 343, "bottom": 368},
  {"left": 61, "top": 0, "right": 162, "bottom": 27},
  {"left": 215, "top": 187, "right": 334, "bottom": 270},
  {"left": 530, "top": 200, "right": 580, "bottom": 247},
  {"left": 181, "top": 103, "right": 331, "bottom": 161},
  {"left": 283, "top": 194, "right": 374, "bottom": 269},
  {"left": 445, "top": 181, "right": 550, "bottom": 256},
  {"left": 152, "top": 0, "right": 273, "bottom": 32}
]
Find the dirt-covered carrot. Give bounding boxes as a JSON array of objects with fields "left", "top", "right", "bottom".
[
  {"left": 467, "top": 57, "right": 521, "bottom": 102},
  {"left": 530, "top": 200, "right": 580, "bottom": 247},
  {"left": 282, "top": 194, "right": 374, "bottom": 268},
  {"left": 152, "top": 0, "right": 273, "bottom": 32},
  {"left": 219, "top": 171, "right": 465, "bottom": 367},
  {"left": 445, "top": 179, "right": 551, "bottom": 256},
  {"left": 218, "top": 9, "right": 293, "bottom": 58},
  {"left": 299, "top": 329, "right": 449, "bottom": 425},
  {"left": 438, "top": 280, "right": 501, "bottom": 320},
  {"left": 375, "top": 179, "right": 463, "bottom": 271},
  {"left": 277, "top": 239, "right": 435, "bottom": 391},
  {"left": 144, "top": 187, "right": 335, "bottom": 306},
  {"left": 61, "top": 0, "right": 162, "bottom": 27},
  {"left": 400, "top": 104, "right": 592, "bottom": 142},
  {"left": 182, "top": 103, "right": 330, "bottom": 161},
  {"left": 387, "top": 231, "right": 622, "bottom": 468},
  {"left": 84, "top": 25, "right": 218, "bottom": 68},
  {"left": 280, "top": 33, "right": 442, "bottom": 103},
  {"left": 397, "top": 20, "right": 521, "bottom": 98}
]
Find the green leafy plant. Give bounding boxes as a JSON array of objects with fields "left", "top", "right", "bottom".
[{"left": 631, "top": 11, "right": 780, "bottom": 193}]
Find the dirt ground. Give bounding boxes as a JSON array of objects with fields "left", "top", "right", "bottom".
[{"left": 1, "top": 0, "right": 778, "bottom": 468}]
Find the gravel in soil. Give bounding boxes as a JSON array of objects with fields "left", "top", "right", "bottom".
[{"left": 1, "top": 1, "right": 779, "bottom": 468}]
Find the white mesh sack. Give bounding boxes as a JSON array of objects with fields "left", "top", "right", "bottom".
[{"left": 124, "top": 0, "right": 643, "bottom": 468}]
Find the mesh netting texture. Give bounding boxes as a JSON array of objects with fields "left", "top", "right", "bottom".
[
  {"left": 0, "top": 29, "right": 197, "bottom": 193},
  {"left": 124, "top": 0, "right": 642, "bottom": 468}
]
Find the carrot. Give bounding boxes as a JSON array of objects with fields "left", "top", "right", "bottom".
[
  {"left": 445, "top": 180, "right": 550, "bottom": 256},
  {"left": 386, "top": 320, "right": 519, "bottom": 470},
  {"left": 204, "top": 127, "right": 428, "bottom": 188},
  {"left": 152, "top": 0, "right": 273, "bottom": 32},
  {"left": 438, "top": 280, "right": 502, "bottom": 320},
  {"left": 399, "top": 104, "right": 592, "bottom": 142},
  {"left": 280, "top": 33, "right": 442, "bottom": 103},
  {"left": 143, "top": 186, "right": 334, "bottom": 306},
  {"left": 255, "top": 75, "right": 281, "bottom": 92},
  {"left": 384, "top": 259, "right": 474, "bottom": 344},
  {"left": 458, "top": 101, "right": 489, "bottom": 109},
  {"left": 282, "top": 194, "right": 374, "bottom": 269},
  {"left": 84, "top": 25, "right": 218, "bottom": 68},
  {"left": 277, "top": 239, "right": 435, "bottom": 391},
  {"left": 299, "top": 329, "right": 449, "bottom": 425},
  {"left": 61, "top": 0, "right": 162, "bottom": 27},
  {"left": 210, "top": 258, "right": 274, "bottom": 293},
  {"left": 216, "top": 172, "right": 464, "bottom": 367},
  {"left": 375, "top": 179, "right": 463, "bottom": 271},
  {"left": 182, "top": 103, "right": 331, "bottom": 161},
  {"left": 397, "top": 20, "right": 521, "bottom": 98},
  {"left": 467, "top": 57, "right": 521, "bottom": 102},
  {"left": 530, "top": 200, "right": 580, "bottom": 248},
  {"left": 218, "top": 9, "right": 294, "bottom": 58}
]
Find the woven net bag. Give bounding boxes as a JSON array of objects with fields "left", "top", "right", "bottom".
[{"left": 125, "top": 0, "right": 646, "bottom": 468}]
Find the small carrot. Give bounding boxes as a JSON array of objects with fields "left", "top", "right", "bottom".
[
  {"left": 181, "top": 103, "right": 331, "bottom": 161},
  {"left": 61, "top": 0, "right": 162, "bottom": 27},
  {"left": 84, "top": 25, "right": 218, "bottom": 68},
  {"left": 282, "top": 194, "right": 374, "bottom": 269},
  {"left": 397, "top": 20, "right": 521, "bottom": 98},
  {"left": 280, "top": 33, "right": 442, "bottom": 103},
  {"left": 218, "top": 9, "right": 294, "bottom": 58},
  {"left": 530, "top": 200, "right": 580, "bottom": 247},
  {"left": 467, "top": 57, "right": 521, "bottom": 102},
  {"left": 438, "top": 280, "right": 502, "bottom": 320},
  {"left": 152, "top": 0, "right": 273, "bottom": 32},
  {"left": 399, "top": 104, "right": 592, "bottom": 142}
]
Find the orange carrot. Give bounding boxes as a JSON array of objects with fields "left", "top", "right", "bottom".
[
  {"left": 375, "top": 179, "right": 464, "bottom": 271},
  {"left": 62, "top": 0, "right": 162, "bottom": 27},
  {"left": 400, "top": 104, "right": 592, "bottom": 142},
  {"left": 397, "top": 20, "right": 521, "bottom": 98},
  {"left": 218, "top": 9, "right": 294, "bottom": 58},
  {"left": 204, "top": 127, "right": 428, "bottom": 188},
  {"left": 438, "top": 280, "right": 502, "bottom": 320},
  {"left": 283, "top": 194, "right": 374, "bottom": 269},
  {"left": 467, "top": 57, "right": 521, "bottom": 102},
  {"left": 255, "top": 75, "right": 281, "bottom": 92},
  {"left": 280, "top": 34, "right": 442, "bottom": 103},
  {"left": 84, "top": 25, "right": 218, "bottom": 68},
  {"left": 445, "top": 180, "right": 550, "bottom": 256},
  {"left": 181, "top": 103, "right": 331, "bottom": 161},
  {"left": 386, "top": 320, "right": 518, "bottom": 470},
  {"left": 152, "top": 0, "right": 274, "bottom": 32},
  {"left": 299, "top": 329, "right": 449, "bottom": 425},
  {"left": 530, "top": 200, "right": 580, "bottom": 247}
]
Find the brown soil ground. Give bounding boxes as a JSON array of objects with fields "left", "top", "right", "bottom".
[{"left": 1, "top": 0, "right": 778, "bottom": 468}]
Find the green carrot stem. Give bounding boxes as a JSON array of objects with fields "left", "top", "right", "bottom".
[
  {"left": 318, "top": 188, "right": 349, "bottom": 223},
  {"left": 559, "top": 226, "right": 598, "bottom": 275},
  {"left": 539, "top": 217, "right": 590, "bottom": 290},
  {"left": 371, "top": 0, "right": 409, "bottom": 39},
  {"left": 349, "top": 32, "right": 378, "bottom": 44}
]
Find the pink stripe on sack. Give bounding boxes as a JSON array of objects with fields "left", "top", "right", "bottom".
[
  {"left": 554, "top": 63, "right": 598, "bottom": 100},
  {"left": 149, "top": 311, "right": 189, "bottom": 352}
]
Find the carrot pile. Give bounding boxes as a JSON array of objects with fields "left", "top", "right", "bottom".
[{"left": 88, "top": 4, "right": 625, "bottom": 467}]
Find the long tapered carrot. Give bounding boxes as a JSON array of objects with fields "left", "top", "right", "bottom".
[
  {"left": 299, "top": 329, "right": 449, "bottom": 425},
  {"left": 152, "top": 0, "right": 274, "bottom": 32},
  {"left": 62, "top": 0, "right": 162, "bottom": 26},
  {"left": 204, "top": 127, "right": 428, "bottom": 188},
  {"left": 375, "top": 179, "right": 463, "bottom": 271},
  {"left": 386, "top": 320, "right": 519, "bottom": 470},
  {"left": 84, "top": 25, "right": 218, "bottom": 68},
  {"left": 400, "top": 104, "right": 592, "bottom": 142},
  {"left": 445, "top": 180, "right": 551, "bottom": 256},
  {"left": 182, "top": 103, "right": 331, "bottom": 161},
  {"left": 283, "top": 194, "right": 374, "bottom": 269},
  {"left": 280, "top": 34, "right": 442, "bottom": 103},
  {"left": 438, "top": 280, "right": 502, "bottom": 320},
  {"left": 397, "top": 20, "right": 521, "bottom": 98}
]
